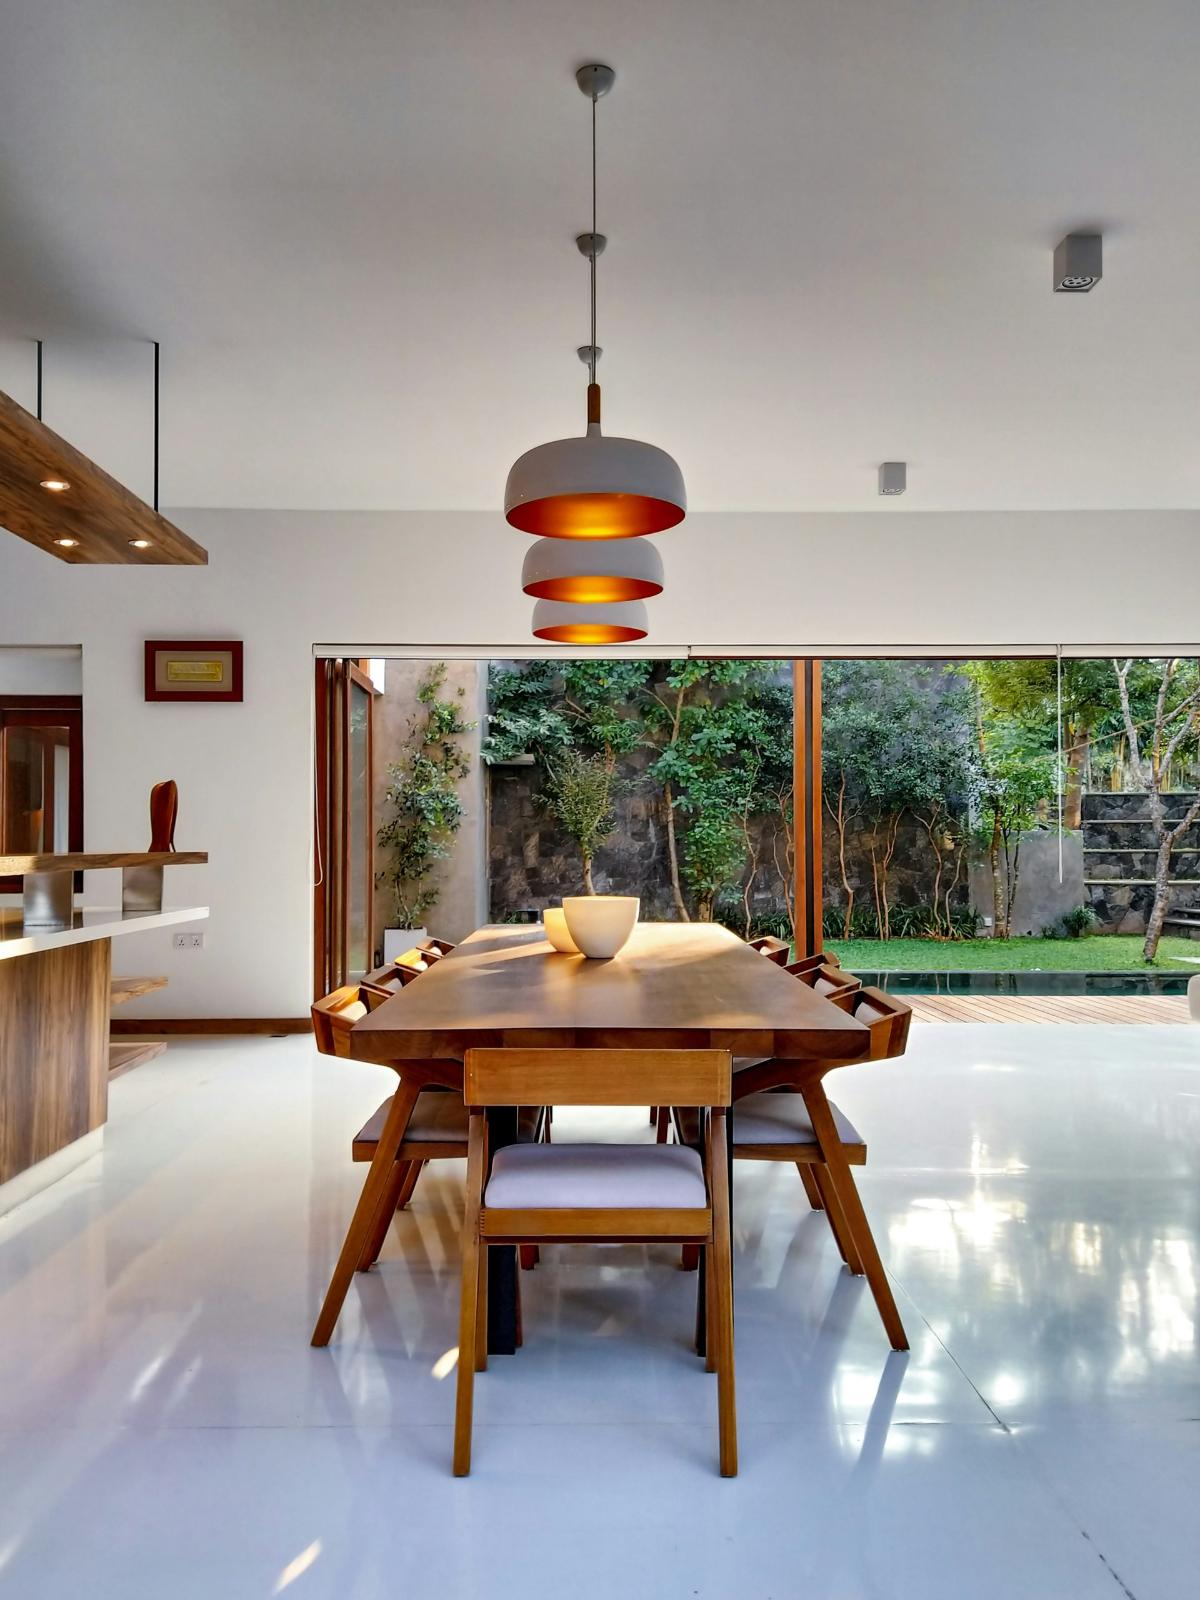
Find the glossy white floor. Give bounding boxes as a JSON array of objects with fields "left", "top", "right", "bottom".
[{"left": 0, "top": 1026, "right": 1197, "bottom": 1600}]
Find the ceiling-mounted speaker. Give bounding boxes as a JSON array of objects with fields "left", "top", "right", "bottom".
[{"left": 1053, "top": 233, "right": 1102, "bottom": 293}]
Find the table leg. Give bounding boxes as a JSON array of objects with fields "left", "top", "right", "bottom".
[{"left": 485, "top": 1105, "right": 519, "bottom": 1354}]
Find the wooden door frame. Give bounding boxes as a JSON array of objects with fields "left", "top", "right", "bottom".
[
  {"left": 792, "top": 660, "right": 823, "bottom": 960},
  {"left": 313, "top": 660, "right": 377, "bottom": 999},
  {"left": 0, "top": 695, "right": 84, "bottom": 892}
]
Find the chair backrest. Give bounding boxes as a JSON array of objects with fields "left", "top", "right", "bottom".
[
  {"left": 419, "top": 936, "right": 456, "bottom": 959},
  {"left": 747, "top": 935, "right": 790, "bottom": 965},
  {"left": 850, "top": 986, "right": 912, "bottom": 1060},
  {"left": 464, "top": 1048, "right": 731, "bottom": 1110},
  {"left": 362, "top": 961, "right": 424, "bottom": 998},
  {"left": 311, "top": 984, "right": 371, "bottom": 1057},
  {"left": 785, "top": 950, "right": 841, "bottom": 976},
  {"left": 796, "top": 962, "right": 861, "bottom": 1005}
]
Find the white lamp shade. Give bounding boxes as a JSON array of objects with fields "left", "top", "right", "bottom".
[
  {"left": 521, "top": 536, "right": 664, "bottom": 603},
  {"left": 505, "top": 424, "right": 686, "bottom": 540},
  {"left": 531, "top": 598, "right": 649, "bottom": 644}
]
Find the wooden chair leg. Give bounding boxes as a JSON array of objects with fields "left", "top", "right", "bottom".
[
  {"left": 797, "top": 1162, "right": 824, "bottom": 1209},
  {"left": 454, "top": 1116, "right": 487, "bottom": 1476},
  {"left": 356, "top": 1159, "right": 409, "bottom": 1271},
  {"left": 708, "top": 1109, "right": 738, "bottom": 1477},
  {"left": 394, "top": 1159, "right": 423, "bottom": 1211},
  {"left": 804, "top": 1090, "right": 908, "bottom": 1352},
  {"left": 655, "top": 1106, "right": 670, "bottom": 1143},
  {"left": 475, "top": 1243, "right": 489, "bottom": 1372},
  {"left": 680, "top": 1243, "right": 701, "bottom": 1272},
  {"left": 703, "top": 1243, "right": 717, "bottom": 1373},
  {"left": 518, "top": 1244, "right": 540, "bottom": 1270},
  {"left": 312, "top": 1080, "right": 420, "bottom": 1346},
  {"left": 813, "top": 1164, "right": 863, "bottom": 1275}
]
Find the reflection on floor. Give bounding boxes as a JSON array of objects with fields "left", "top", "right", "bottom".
[{"left": 0, "top": 1025, "right": 1197, "bottom": 1599}]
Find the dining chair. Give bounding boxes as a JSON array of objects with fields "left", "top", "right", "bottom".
[
  {"left": 453, "top": 1047, "right": 737, "bottom": 1477},
  {"left": 729, "top": 987, "right": 912, "bottom": 1350},
  {"left": 418, "top": 935, "right": 456, "bottom": 961},
  {"left": 310, "top": 981, "right": 470, "bottom": 1266}
]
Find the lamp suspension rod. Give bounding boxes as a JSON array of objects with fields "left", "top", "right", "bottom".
[
  {"left": 589, "top": 91, "right": 597, "bottom": 385},
  {"left": 36, "top": 339, "right": 43, "bottom": 420}
]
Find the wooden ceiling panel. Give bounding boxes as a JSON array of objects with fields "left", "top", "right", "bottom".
[{"left": 0, "top": 390, "right": 207, "bottom": 565}]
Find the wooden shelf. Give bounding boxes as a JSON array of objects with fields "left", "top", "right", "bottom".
[
  {"left": 0, "top": 851, "right": 207, "bottom": 875},
  {"left": 109, "top": 1040, "right": 167, "bottom": 1079},
  {"left": 110, "top": 976, "right": 169, "bottom": 1007}
]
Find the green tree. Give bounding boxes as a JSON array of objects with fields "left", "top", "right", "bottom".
[
  {"left": 964, "top": 659, "right": 1112, "bottom": 828},
  {"left": 1112, "top": 657, "right": 1200, "bottom": 961},
  {"left": 377, "top": 664, "right": 474, "bottom": 929},
  {"left": 542, "top": 748, "right": 619, "bottom": 893},
  {"left": 644, "top": 661, "right": 786, "bottom": 922},
  {"left": 970, "top": 719, "right": 1056, "bottom": 939}
]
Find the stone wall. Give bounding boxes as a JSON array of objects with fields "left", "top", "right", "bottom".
[
  {"left": 488, "top": 744, "right": 697, "bottom": 922},
  {"left": 823, "top": 813, "right": 965, "bottom": 932},
  {"left": 967, "top": 828, "right": 1084, "bottom": 936},
  {"left": 1082, "top": 792, "right": 1200, "bottom": 935},
  {"left": 372, "top": 659, "right": 488, "bottom": 950}
]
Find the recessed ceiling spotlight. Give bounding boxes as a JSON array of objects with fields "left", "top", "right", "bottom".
[
  {"left": 40, "top": 478, "right": 70, "bottom": 492},
  {"left": 1053, "top": 233, "right": 1102, "bottom": 293},
  {"left": 878, "top": 462, "right": 906, "bottom": 496},
  {"left": 53, "top": 537, "right": 79, "bottom": 548},
  {"left": 128, "top": 538, "right": 152, "bottom": 549}
]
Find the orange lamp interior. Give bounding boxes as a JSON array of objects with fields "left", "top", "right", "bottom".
[
  {"left": 523, "top": 573, "right": 662, "bottom": 603},
  {"left": 507, "top": 492, "right": 684, "bottom": 540},
  {"left": 532, "top": 620, "right": 648, "bottom": 645}
]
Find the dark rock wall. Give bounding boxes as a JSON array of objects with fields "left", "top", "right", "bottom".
[{"left": 1081, "top": 792, "right": 1200, "bottom": 934}]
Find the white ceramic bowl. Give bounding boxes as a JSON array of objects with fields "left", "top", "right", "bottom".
[
  {"left": 562, "top": 895, "right": 640, "bottom": 959},
  {"left": 542, "top": 907, "right": 580, "bottom": 955}
]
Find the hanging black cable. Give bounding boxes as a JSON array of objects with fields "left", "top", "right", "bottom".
[
  {"left": 36, "top": 340, "right": 43, "bottom": 420},
  {"left": 153, "top": 341, "right": 160, "bottom": 512}
]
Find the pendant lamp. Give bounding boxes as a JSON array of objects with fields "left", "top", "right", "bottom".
[
  {"left": 504, "top": 65, "right": 686, "bottom": 542},
  {"left": 531, "top": 598, "right": 649, "bottom": 645},
  {"left": 521, "top": 535, "right": 663, "bottom": 603}
]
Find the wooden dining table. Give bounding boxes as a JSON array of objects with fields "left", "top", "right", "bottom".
[{"left": 314, "top": 922, "right": 870, "bottom": 1352}]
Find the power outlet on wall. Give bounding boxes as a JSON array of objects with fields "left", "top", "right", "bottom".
[{"left": 173, "top": 931, "right": 205, "bottom": 951}]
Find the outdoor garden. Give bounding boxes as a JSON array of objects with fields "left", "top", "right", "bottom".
[{"left": 373, "top": 655, "right": 1200, "bottom": 976}]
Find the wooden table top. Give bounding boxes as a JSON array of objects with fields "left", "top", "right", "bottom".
[
  {"left": 0, "top": 851, "right": 208, "bottom": 875},
  {"left": 350, "top": 922, "right": 869, "bottom": 1065}
]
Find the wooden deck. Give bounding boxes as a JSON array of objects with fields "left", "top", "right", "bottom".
[{"left": 906, "top": 993, "right": 1191, "bottom": 1025}]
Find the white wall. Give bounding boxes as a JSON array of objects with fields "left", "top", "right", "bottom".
[
  {"left": 1, "top": 507, "right": 1198, "bottom": 1018},
  {"left": 0, "top": 645, "right": 83, "bottom": 695}
]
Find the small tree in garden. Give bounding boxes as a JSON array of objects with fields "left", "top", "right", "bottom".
[
  {"left": 543, "top": 749, "right": 618, "bottom": 893},
  {"left": 822, "top": 669, "right": 895, "bottom": 936},
  {"left": 377, "top": 664, "right": 474, "bottom": 929},
  {"left": 970, "top": 719, "right": 1055, "bottom": 939},
  {"left": 965, "top": 659, "right": 1112, "bottom": 829},
  {"left": 905, "top": 682, "right": 977, "bottom": 939},
  {"left": 649, "top": 656, "right": 771, "bottom": 921},
  {"left": 1112, "top": 657, "right": 1200, "bottom": 961}
]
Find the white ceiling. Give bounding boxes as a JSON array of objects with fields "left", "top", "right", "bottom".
[{"left": 2, "top": 0, "right": 1200, "bottom": 513}]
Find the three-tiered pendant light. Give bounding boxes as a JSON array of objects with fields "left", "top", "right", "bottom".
[{"left": 506, "top": 64, "right": 685, "bottom": 644}]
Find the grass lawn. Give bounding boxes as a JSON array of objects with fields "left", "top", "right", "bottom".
[{"left": 825, "top": 934, "right": 1200, "bottom": 972}]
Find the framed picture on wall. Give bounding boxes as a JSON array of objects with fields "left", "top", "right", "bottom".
[{"left": 144, "top": 640, "right": 244, "bottom": 703}]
